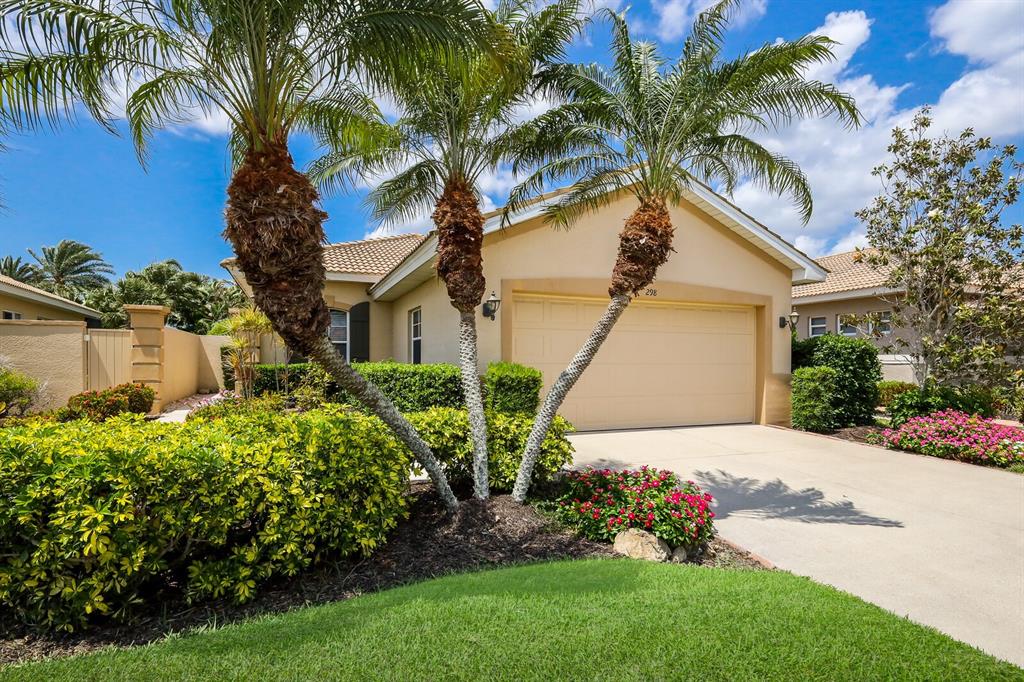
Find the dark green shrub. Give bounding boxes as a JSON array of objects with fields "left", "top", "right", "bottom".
[
  {"left": 356, "top": 362, "right": 463, "bottom": 412},
  {"left": 408, "top": 407, "right": 574, "bottom": 492},
  {"left": 807, "top": 335, "right": 882, "bottom": 426},
  {"left": 186, "top": 393, "right": 286, "bottom": 422},
  {"left": 220, "top": 346, "right": 236, "bottom": 390},
  {"left": 57, "top": 383, "right": 156, "bottom": 423},
  {"left": 252, "top": 362, "right": 312, "bottom": 396},
  {"left": 888, "top": 384, "right": 997, "bottom": 427},
  {"left": 791, "top": 334, "right": 820, "bottom": 371},
  {"left": 484, "top": 362, "right": 543, "bottom": 414},
  {"left": 0, "top": 408, "right": 410, "bottom": 630},
  {"left": 0, "top": 365, "right": 38, "bottom": 417},
  {"left": 877, "top": 380, "right": 917, "bottom": 408},
  {"left": 791, "top": 366, "right": 839, "bottom": 433}
]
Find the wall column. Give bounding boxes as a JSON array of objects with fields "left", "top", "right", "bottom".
[{"left": 125, "top": 304, "right": 170, "bottom": 414}]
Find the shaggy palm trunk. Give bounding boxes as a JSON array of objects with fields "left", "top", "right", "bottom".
[
  {"left": 512, "top": 199, "right": 674, "bottom": 502},
  {"left": 224, "top": 140, "right": 458, "bottom": 510},
  {"left": 433, "top": 179, "right": 490, "bottom": 499}
]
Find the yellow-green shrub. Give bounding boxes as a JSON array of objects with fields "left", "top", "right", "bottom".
[
  {"left": 409, "top": 407, "right": 575, "bottom": 492},
  {"left": 0, "top": 409, "right": 409, "bottom": 630}
]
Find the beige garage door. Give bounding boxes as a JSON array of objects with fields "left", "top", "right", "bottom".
[{"left": 510, "top": 293, "right": 756, "bottom": 430}]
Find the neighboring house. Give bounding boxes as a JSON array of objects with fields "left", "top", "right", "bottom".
[
  {"left": 0, "top": 274, "right": 101, "bottom": 323},
  {"left": 225, "top": 183, "right": 826, "bottom": 431},
  {"left": 791, "top": 250, "right": 915, "bottom": 382}
]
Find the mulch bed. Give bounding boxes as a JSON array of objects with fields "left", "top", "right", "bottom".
[
  {"left": 0, "top": 484, "right": 767, "bottom": 666},
  {"left": 830, "top": 425, "right": 884, "bottom": 444}
]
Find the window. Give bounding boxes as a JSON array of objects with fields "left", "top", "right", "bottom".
[
  {"left": 409, "top": 308, "right": 422, "bottom": 364},
  {"left": 808, "top": 316, "right": 827, "bottom": 337},
  {"left": 837, "top": 314, "right": 858, "bottom": 337},
  {"left": 869, "top": 310, "right": 892, "bottom": 336},
  {"left": 328, "top": 309, "right": 349, "bottom": 360},
  {"left": 2, "top": 311, "right": 22, "bottom": 320}
]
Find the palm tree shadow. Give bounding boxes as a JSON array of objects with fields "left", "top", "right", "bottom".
[{"left": 693, "top": 469, "right": 903, "bottom": 528}]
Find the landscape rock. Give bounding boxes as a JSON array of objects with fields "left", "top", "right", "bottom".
[
  {"left": 671, "top": 546, "right": 689, "bottom": 563},
  {"left": 612, "top": 528, "right": 670, "bottom": 562}
]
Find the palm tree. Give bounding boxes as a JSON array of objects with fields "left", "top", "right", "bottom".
[
  {"left": 1, "top": 0, "right": 503, "bottom": 510},
  {"left": 28, "top": 239, "right": 113, "bottom": 300},
  {"left": 310, "top": 0, "right": 584, "bottom": 500},
  {"left": 505, "top": 2, "right": 861, "bottom": 501},
  {"left": 0, "top": 255, "right": 42, "bottom": 285}
]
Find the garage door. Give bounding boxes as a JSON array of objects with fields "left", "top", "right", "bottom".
[{"left": 510, "top": 293, "right": 756, "bottom": 430}]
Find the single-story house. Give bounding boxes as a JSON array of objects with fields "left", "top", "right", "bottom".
[
  {"left": 225, "top": 183, "right": 826, "bottom": 431},
  {"left": 0, "top": 274, "right": 101, "bottom": 324}
]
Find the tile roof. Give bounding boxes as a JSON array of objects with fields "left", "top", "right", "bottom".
[
  {"left": 321, "top": 234, "right": 426, "bottom": 275},
  {"left": 0, "top": 274, "right": 100, "bottom": 315},
  {"left": 792, "top": 249, "right": 892, "bottom": 299}
]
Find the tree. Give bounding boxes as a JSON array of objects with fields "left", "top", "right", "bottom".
[
  {"left": 504, "top": 2, "right": 860, "bottom": 501},
  {"left": 1, "top": 0, "right": 502, "bottom": 511},
  {"left": 27, "top": 239, "right": 113, "bottom": 300},
  {"left": 0, "top": 255, "right": 41, "bottom": 285},
  {"left": 855, "top": 109, "right": 1024, "bottom": 390},
  {"left": 310, "top": 0, "right": 584, "bottom": 500},
  {"left": 84, "top": 260, "right": 246, "bottom": 332}
]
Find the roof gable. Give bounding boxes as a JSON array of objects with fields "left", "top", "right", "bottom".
[
  {"left": 0, "top": 274, "right": 100, "bottom": 318},
  {"left": 792, "top": 249, "right": 891, "bottom": 300}
]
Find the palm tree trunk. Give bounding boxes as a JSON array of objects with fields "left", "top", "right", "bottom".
[
  {"left": 512, "top": 198, "right": 674, "bottom": 503},
  {"left": 308, "top": 337, "right": 458, "bottom": 510},
  {"left": 224, "top": 139, "right": 458, "bottom": 510},
  {"left": 459, "top": 309, "right": 490, "bottom": 499},
  {"left": 434, "top": 179, "right": 490, "bottom": 499}
]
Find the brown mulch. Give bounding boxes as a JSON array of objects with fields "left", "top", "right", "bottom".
[
  {"left": 0, "top": 484, "right": 767, "bottom": 666},
  {"left": 830, "top": 425, "right": 884, "bottom": 444}
]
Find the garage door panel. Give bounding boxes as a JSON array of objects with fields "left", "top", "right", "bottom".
[{"left": 511, "top": 294, "right": 756, "bottom": 430}]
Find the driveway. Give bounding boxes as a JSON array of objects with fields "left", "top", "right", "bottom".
[{"left": 569, "top": 424, "right": 1024, "bottom": 666}]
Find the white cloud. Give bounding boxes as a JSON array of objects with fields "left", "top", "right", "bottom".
[
  {"left": 930, "top": 0, "right": 1024, "bottom": 64},
  {"left": 650, "top": 0, "right": 767, "bottom": 43},
  {"left": 726, "top": 3, "right": 1024, "bottom": 256}
]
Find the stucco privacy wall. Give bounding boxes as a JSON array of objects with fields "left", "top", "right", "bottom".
[
  {"left": 162, "top": 327, "right": 200, "bottom": 404},
  {"left": 386, "top": 192, "right": 795, "bottom": 425},
  {"left": 0, "top": 320, "right": 86, "bottom": 410},
  {"left": 198, "top": 335, "right": 230, "bottom": 392},
  {"left": 0, "top": 293, "right": 87, "bottom": 321}
]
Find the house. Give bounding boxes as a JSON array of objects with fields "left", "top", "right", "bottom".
[
  {"left": 790, "top": 250, "right": 916, "bottom": 382},
  {"left": 224, "top": 183, "right": 826, "bottom": 431},
  {"left": 0, "top": 274, "right": 101, "bottom": 323}
]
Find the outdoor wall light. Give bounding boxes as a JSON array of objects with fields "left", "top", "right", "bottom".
[
  {"left": 482, "top": 292, "right": 501, "bottom": 321},
  {"left": 780, "top": 309, "right": 800, "bottom": 330}
]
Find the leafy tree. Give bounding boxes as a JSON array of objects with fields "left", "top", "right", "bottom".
[
  {"left": 1, "top": 0, "right": 502, "bottom": 510},
  {"left": 855, "top": 110, "right": 1024, "bottom": 391},
  {"left": 84, "top": 260, "right": 246, "bottom": 333},
  {"left": 505, "top": 2, "right": 860, "bottom": 501},
  {"left": 310, "top": 0, "right": 584, "bottom": 500},
  {"left": 26, "top": 240, "right": 113, "bottom": 300},
  {"left": 0, "top": 255, "right": 41, "bottom": 285}
]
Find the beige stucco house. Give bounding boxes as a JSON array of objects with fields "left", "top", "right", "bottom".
[
  {"left": 0, "top": 274, "right": 101, "bottom": 323},
  {"left": 225, "top": 183, "right": 826, "bottom": 431}
]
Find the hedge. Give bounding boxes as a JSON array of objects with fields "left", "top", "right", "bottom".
[
  {"left": 255, "top": 361, "right": 543, "bottom": 415},
  {"left": 888, "top": 384, "right": 997, "bottom": 427},
  {"left": 877, "top": 380, "right": 917, "bottom": 408},
  {"left": 791, "top": 366, "right": 839, "bottom": 433},
  {"left": 0, "top": 410, "right": 410, "bottom": 630},
  {"left": 802, "top": 335, "right": 882, "bottom": 427},
  {"left": 484, "top": 362, "right": 543, "bottom": 415}
]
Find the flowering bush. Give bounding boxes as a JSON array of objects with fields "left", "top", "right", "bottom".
[
  {"left": 877, "top": 410, "right": 1024, "bottom": 467},
  {"left": 56, "top": 383, "right": 155, "bottom": 422},
  {"left": 554, "top": 467, "right": 715, "bottom": 548}
]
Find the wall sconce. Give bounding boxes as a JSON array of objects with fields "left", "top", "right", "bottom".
[
  {"left": 780, "top": 309, "right": 800, "bottom": 330},
  {"left": 482, "top": 292, "right": 501, "bottom": 321}
]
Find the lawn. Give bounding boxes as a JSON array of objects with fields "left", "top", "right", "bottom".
[{"left": 3, "top": 560, "right": 1018, "bottom": 681}]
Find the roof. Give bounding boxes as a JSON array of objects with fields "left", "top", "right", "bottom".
[
  {"left": 321, "top": 234, "right": 426, "bottom": 275},
  {"left": 0, "top": 274, "right": 101, "bottom": 318},
  {"left": 792, "top": 249, "right": 893, "bottom": 300},
  {"left": 369, "top": 178, "right": 828, "bottom": 301}
]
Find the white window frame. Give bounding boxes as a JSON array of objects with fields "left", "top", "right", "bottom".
[
  {"left": 837, "top": 314, "right": 858, "bottom": 337},
  {"left": 2, "top": 310, "right": 22, "bottom": 320},
  {"left": 409, "top": 307, "right": 422, "bottom": 364},
  {"left": 808, "top": 316, "right": 827, "bottom": 337},
  {"left": 868, "top": 310, "right": 892, "bottom": 336},
  {"left": 328, "top": 309, "right": 350, "bottom": 361}
]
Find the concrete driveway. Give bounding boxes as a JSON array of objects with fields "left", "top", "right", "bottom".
[{"left": 570, "top": 424, "right": 1024, "bottom": 666}]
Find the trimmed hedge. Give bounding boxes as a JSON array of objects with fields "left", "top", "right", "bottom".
[
  {"left": 888, "top": 384, "right": 997, "bottom": 427},
  {"left": 484, "top": 362, "right": 543, "bottom": 415},
  {"left": 257, "top": 361, "right": 543, "bottom": 415},
  {"left": 0, "top": 409, "right": 411, "bottom": 630},
  {"left": 800, "top": 335, "right": 882, "bottom": 427},
  {"left": 792, "top": 366, "right": 839, "bottom": 433},
  {"left": 877, "top": 380, "right": 917, "bottom": 408}
]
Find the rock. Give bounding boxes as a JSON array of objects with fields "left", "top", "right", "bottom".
[
  {"left": 671, "top": 546, "right": 689, "bottom": 563},
  {"left": 612, "top": 529, "right": 670, "bottom": 562}
]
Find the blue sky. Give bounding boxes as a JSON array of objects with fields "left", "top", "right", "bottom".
[{"left": 1, "top": 0, "right": 1022, "bottom": 279}]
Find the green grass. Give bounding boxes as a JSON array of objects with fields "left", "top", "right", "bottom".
[{"left": 3, "top": 560, "right": 1019, "bottom": 681}]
